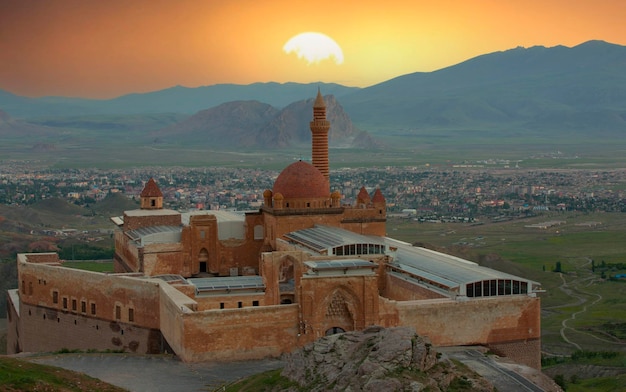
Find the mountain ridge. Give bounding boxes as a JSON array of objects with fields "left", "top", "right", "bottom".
[{"left": 2, "top": 40, "right": 625, "bottom": 148}]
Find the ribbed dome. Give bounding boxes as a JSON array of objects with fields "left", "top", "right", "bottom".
[{"left": 273, "top": 161, "right": 329, "bottom": 199}]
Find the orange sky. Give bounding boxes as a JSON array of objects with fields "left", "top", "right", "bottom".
[{"left": 1, "top": 0, "right": 625, "bottom": 98}]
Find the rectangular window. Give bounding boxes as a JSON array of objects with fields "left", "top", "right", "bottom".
[
  {"left": 220, "top": 303, "right": 224, "bottom": 309},
  {"left": 81, "top": 301, "right": 87, "bottom": 313},
  {"left": 253, "top": 301, "right": 259, "bottom": 306},
  {"left": 52, "top": 291, "right": 59, "bottom": 304},
  {"left": 115, "top": 305, "right": 121, "bottom": 320},
  {"left": 72, "top": 299, "right": 77, "bottom": 311},
  {"left": 90, "top": 303, "right": 96, "bottom": 315},
  {"left": 62, "top": 297, "right": 68, "bottom": 309},
  {"left": 238, "top": 301, "right": 243, "bottom": 308},
  {"left": 128, "top": 308, "right": 134, "bottom": 322},
  {"left": 200, "top": 230, "right": 205, "bottom": 239}
]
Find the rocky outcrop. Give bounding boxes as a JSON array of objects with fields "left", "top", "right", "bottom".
[
  {"left": 151, "top": 95, "right": 380, "bottom": 149},
  {"left": 281, "top": 326, "right": 493, "bottom": 392}
]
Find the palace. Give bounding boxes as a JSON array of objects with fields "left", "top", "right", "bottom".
[{"left": 7, "top": 91, "right": 542, "bottom": 368}]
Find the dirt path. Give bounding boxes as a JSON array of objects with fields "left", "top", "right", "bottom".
[{"left": 543, "top": 258, "right": 626, "bottom": 354}]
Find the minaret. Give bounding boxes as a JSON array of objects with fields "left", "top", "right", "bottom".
[{"left": 310, "top": 88, "right": 330, "bottom": 182}]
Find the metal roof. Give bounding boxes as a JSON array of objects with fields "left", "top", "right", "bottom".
[
  {"left": 284, "top": 225, "right": 385, "bottom": 254},
  {"left": 126, "top": 225, "right": 181, "bottom": 244},
  {"left": 304, "top": 259, "right": 377, "bottom": 271},
  {"left": 385, "top": 238, "right": 540, "bottom": 291},
  {"left": 189, "top": 276, "right": 265, "bottom": 293},
  {"left": 150, "top": 274, "right": 190, "bottom": 285}
]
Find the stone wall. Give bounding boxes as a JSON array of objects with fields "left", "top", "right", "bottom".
[
  {"left": 18, "top": 302, "right": 163, "bottom": 354},
  {"left": 263, "top": 208, "right": 386, "bottom": 249},
  {"left": 299, "top": 274, "right": 380, "bottom": 340},
  {"left": 114, "top": 231, "right": 140, "bottom": 272},
  {"left": 18, "top": 256, "right": 161, "bottom": 330},
  {"left": 391, "top": 296, "right": 542, "bottom": 369},
  {"left": 5, "top": 290, "right": 21, "bottom": 354},
  {"left": 142, "top": 242, "right": 185, "bottom": 276},
  {"left": 123, "top": 212, "right": 180, "bottom": 232},
  {"left": 384, "top": 274, "right": 448, "bottom": 300},
  {"left": 177, "top": 305, "right": 300, "bottom": 362}
]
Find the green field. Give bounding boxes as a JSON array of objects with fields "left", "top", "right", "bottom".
[
  {"left": 388, "top": 211, "right": 626, "bottom": 387},
  {"left": 4, "top": 131, "right": 626, "bottom": 169},
  {"left": 63, "top": 260, "right": 114, "bottom": 273}
]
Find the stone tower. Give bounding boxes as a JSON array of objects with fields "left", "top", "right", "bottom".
[{"left": 310, "top": 88, "right": 330, "bottom": 182}]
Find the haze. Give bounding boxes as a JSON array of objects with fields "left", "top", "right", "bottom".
[{"left": 1, "top": 0, "right": 625, "bottom": 99}]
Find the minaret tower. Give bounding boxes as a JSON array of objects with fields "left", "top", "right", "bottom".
[{"left": 310, "top": 88, "right": 330, "bottom": 182}]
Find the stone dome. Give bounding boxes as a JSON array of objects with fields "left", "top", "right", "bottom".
[{"left": 273, "top": 161, "right": 329, "bottom": 199}]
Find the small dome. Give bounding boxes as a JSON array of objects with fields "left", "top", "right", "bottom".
[
  {"left": 263, "top": 189, "right": 273, "bottom": 198},
  {"left": 273, "top": 192, "right": 284, "bottom": 200},
  {"left": 273, "top": 161, "right": 329, "bottom": 199},
  {"left": 331, "top": 190, "right": 341, "bottom": 199}
]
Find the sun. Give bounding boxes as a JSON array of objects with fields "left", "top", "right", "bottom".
[{"left": 283, "top": 32, "right": 344, "bottom": 65}]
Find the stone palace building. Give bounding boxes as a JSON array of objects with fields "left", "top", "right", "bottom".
[{"left": 7, "top": 90, "right": 542, "bottom": 368}]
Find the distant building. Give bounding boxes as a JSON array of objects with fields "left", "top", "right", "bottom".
[{"left": 7, "top": 91, "right": 542, "bottom": 368}]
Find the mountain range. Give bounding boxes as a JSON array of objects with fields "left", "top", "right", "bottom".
[{"left": 1, "top": 40, "right": 625, "bottom": 150}]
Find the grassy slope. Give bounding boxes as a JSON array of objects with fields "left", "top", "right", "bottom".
[{"left": 0, "top": 356, "right": 127, "bottom": 391}]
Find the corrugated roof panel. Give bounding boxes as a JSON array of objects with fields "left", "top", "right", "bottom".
[
  {"left": 189, "top": 276, "right": 265, "bottom": 292},
  {"left": 386, "top": 238, "right": 539, "bottom": 289},
  {"left": 305, "top": 259, "right": 377, "bottom": 271}
]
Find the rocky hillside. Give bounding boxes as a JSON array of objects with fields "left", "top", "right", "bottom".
[
  {"left": 0, "top": 109, "right": 58, "bottom": 140},
  {"left": 281, "top": 326, "right": 493, "bottom": 391},
  {"left": 151, "top": 95, "right": 380, "bottom": 149}
]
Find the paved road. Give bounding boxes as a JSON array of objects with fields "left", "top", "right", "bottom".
[
  {"left": 28, "top": 354, "right": 284, "bottom": 392},
  {"left": 28, "top": 348, "right": 547, "bottom": 392},
  {"left": 440, "top": 348, "right": 545, "bottom": 392}
]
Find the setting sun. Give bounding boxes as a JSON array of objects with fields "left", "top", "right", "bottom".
[{"left": 283, "top": 32, "right": 344, "bottom": 65}]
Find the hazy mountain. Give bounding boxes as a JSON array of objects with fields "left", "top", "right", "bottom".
[
  {"left": 0, "top": 82, "right": 360, "bottom": 118},
  {"left": 255, "top": 95, "right": 375, "bottom": 148},
  {"left": 341, "top": 40, "right": 626, "bottom": 135},
  {"left": 0, "top": 108, "right": 61, "bottom": 140},
  {"left": 151, "top": 101, "right": 280, "bottom": 147},
  {"left": 152, "top": 95, "right": 380, "bottom": 149},
  {"left": 2, "top": 40, "right": 625, "bottom": 145}
]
